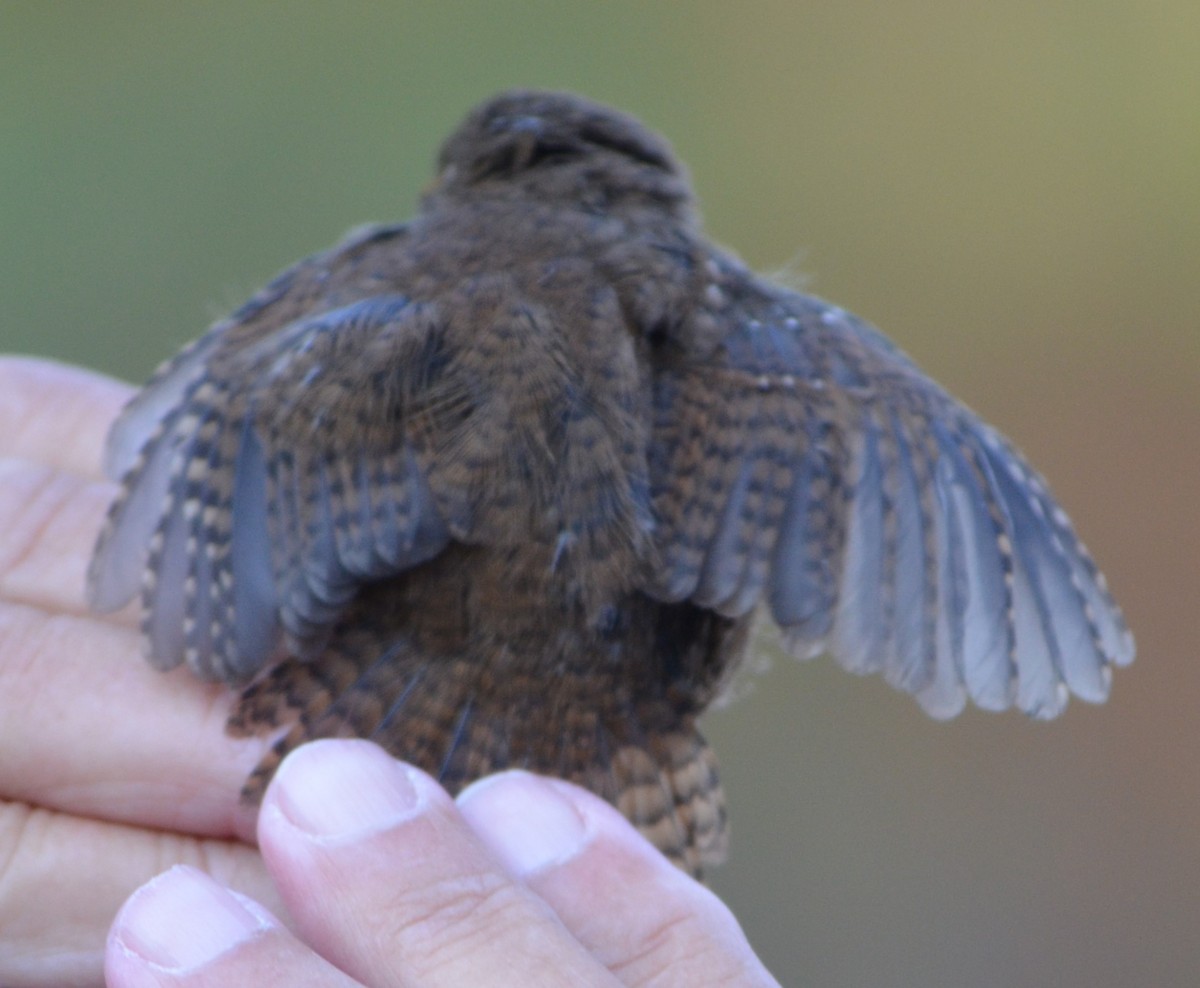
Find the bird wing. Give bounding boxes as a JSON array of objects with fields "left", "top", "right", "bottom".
[
  {"left": 89, "top": 291, "right": 471, "bottom": 684},
  {"left": 646, "top": 286, "right": 1134, "bottom": 719}
]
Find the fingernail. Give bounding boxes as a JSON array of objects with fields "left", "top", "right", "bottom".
[
  {"left": 458, "top": 771, "right": 590, "bottom": 876},
  {"left": 273, "top": 739, "right": 424, "bottom": 840},
  {"left": 113, "top": 866, "right": 273, "bottom": 973}
]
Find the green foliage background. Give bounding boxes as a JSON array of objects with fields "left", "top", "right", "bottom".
[{"left": 3, "top": 4, "right": 1196, "bottom": 984}]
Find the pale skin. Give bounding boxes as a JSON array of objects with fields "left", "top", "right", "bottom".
[{"left": 0, "top": 357, "right": 780, "bottom": 988}]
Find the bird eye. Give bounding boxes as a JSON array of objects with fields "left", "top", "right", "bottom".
[
  {"left": 469, "top": 135, "right": 583, "bottom": 182},
  {"left": 578, "top": 122, "right": 674, "bottom": 172},
  {"left": 523, "top": 138, "right": 584, "bottom": 169}
]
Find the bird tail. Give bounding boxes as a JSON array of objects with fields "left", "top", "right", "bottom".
[{"left": 227, "top": 619, "right": 728, "bottom": 878}]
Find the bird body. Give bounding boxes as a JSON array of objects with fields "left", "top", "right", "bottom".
[{"left": 89, "top": 90, "right": 1133, "bottom": 876}]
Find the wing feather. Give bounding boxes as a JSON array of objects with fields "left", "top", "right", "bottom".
[
  {"left": 648, "top": 281, "right": 1133, "bottom": 718},
  {"left": 89, "top": 294, "right": 458, "bottom": 682}
]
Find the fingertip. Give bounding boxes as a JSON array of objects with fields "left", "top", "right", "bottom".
[
  {"left": 108, "top": 866, "right": 276, "bottom": 978},
  {"left": 253, "top": 747, "right": 619, "bottom": 987},
  {"left": 457, "top": 770, "right": 593, "bottom": 877},
  {"left": 259, "top": 739, "right": 447, "bottom": 852},
  {"left": 457, "top": 770, "right": 678, "bottom": 884}
]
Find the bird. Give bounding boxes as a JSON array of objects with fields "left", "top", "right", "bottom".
[{"left": 87, "top": 89, "right": 1134, "bottom": 878}]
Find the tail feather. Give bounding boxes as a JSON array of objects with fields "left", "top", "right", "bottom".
[{"left": 228, "top": 626, "right": 728, "bottom": 878}]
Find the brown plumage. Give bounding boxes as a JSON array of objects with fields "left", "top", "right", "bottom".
[{"left": 88, "top": 90, "right": 1133, "bottom": 877}]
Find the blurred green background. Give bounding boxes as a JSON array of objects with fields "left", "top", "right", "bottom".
[{"left": 2, "top": 3, "right": 1197, "bottom": 985}]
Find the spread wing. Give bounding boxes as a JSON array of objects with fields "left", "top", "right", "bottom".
[
  {"left": 647, "top": 285, "right": 1134, "bottom": 719},
  {"left": 89, "top": 292, "right": 468, "bottom": 682}
]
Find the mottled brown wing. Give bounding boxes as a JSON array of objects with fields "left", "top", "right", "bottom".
[
  {"left": 647, "top": 287, "right": 1134, "bottom": 719},
  {"left": 88, "top": 292, "right": 468, "bottom": 682}
]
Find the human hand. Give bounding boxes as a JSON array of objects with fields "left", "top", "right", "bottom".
[
  {"left": 0, "top": 357, "right": 779, "bottom": 988},
  {"left": 107, "top": 739, "right": 780, "bottom": 987},
  {"left": 0, "top": 358, "right": 278, "bottom": 988}
]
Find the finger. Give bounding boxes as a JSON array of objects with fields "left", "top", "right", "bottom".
[
  {"left": 106, "top": 867, "right": 357, "bottom": 988},
  {"left": 0, "top": 600, "right": 263, "bottom": 840},
  {"left": 0, "top": 357, "right": 131, "bottom": 479},
  {"left": 258, "top": 740, "right": 622, "bottom": 988},
  {"left": 458, "top": 772, "right": 780, "bottom": 988},
  {"left": 0, "top": 803, "right": 272, "bottom": 988},
  {"left": 0, "top": 458, "right": 124, "bottom": 621},
  {"left": 0, "top": 440, "right": 266, "bottom": 838}
]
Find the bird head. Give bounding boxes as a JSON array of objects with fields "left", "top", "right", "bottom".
[{"left": 429, "top": 89, "right": 694, "bottom": 217}]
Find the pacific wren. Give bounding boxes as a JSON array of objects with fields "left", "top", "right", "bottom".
[{"left": 88, "top": 90, "right": 1134, "bottom": 877}]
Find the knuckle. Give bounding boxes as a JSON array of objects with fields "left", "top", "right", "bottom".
[
  {"left": 610, "top": 887, "right": 756, "bottom": 987},
  {"left": 382, "top": 867, "right": 532, "bottom": 965},
  {"left": 611, "top": 902, "right": 697, "bottom": 982}
]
